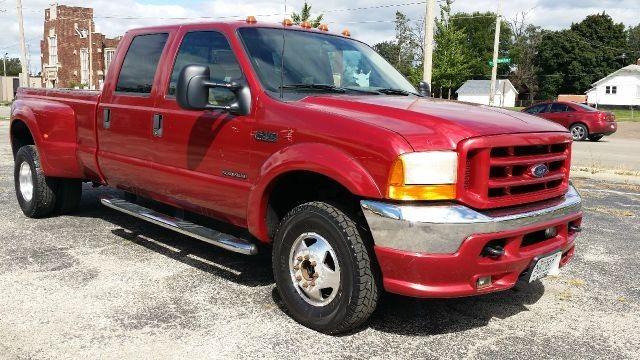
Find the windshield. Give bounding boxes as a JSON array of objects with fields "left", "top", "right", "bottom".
[{"left": 238, "top": 27, "right": 419, "bottom": 97}]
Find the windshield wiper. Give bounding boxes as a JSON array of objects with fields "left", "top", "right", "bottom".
[
  {"left": 376, "top": 88, "right": 421, "bottom": 96},
  {"left": 281, "top": 84, "right": 347, "bottom": 93}
]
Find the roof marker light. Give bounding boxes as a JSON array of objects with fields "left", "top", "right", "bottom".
[
  {"left": 246, "top": 16, "right": 257, "bottom": 24},
  {"left": 282, "top": 18, "right": 293, "bottom": 26},
  {"left": 318, "top": 24, "right": 329, "bottom": 31},
  {"left": 300, "top": 21, "right": 312, "bottom": 29},
  {"left": 341, "top": 29, "right": 351, "bottom": 37}
]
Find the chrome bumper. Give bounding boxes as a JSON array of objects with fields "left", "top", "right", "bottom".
[{"left": 361, "top": 185, "right": 582, "bottom": 254}]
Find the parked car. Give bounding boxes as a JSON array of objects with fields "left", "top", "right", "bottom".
[
  {"left": 522, "top": 101, "right": 617, "bottom": 141},
  {"left": 10, "top": 19, "right": 583, "bottom": 334}
]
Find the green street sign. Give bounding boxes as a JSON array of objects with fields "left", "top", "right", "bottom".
[{"left": 488, "top": 58, "right": 511, "bottom": 66}]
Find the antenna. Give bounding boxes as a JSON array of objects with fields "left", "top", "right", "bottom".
[{"left": 279, "top": 0, "right": 287, "bottom": 99}]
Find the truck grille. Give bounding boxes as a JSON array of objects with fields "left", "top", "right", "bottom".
[{"left": 457, "top": 133, "right": 572, "bottom": 209}]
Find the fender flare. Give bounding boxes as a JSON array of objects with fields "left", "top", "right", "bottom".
[
  {"left": 11, "top": 99, "right": 82, "bottom": 178},
  {"left": 247, "top": 143, "right": 383, "bottom": 242}
]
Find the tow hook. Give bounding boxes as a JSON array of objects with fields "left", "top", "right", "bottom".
[{"left": 482, "top": 244, "right": 505, "bottom": 258}]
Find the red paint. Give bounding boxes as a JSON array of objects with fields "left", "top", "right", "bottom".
[
  {"left": 523, "top": 101, "right": 617, "bottom": 137},
  {"left": 10, "top": 21, "right": 580, "bottom": 299}
]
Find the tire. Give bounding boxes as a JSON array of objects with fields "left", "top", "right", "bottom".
[
  {"left": 55, "top": 179, "right": 82, "bottom": 214},
  {"left": 570, "top": 123, "right": 589, "bottom": 141},
  {"left": 14, "top": 145, "right": 57, "bottom": 218},
  {"left": 589, "top": 135, "right": 604, "bottom": 142},
  {"left": 272, "top": 202, "right": 378, "bottom": 334}
]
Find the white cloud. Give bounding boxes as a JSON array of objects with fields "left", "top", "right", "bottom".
[{"left": 0, "top": 0, "right": 637, "bottom": 74}]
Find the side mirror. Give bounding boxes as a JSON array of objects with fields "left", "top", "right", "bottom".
[
  {"left": 176, "top": 64, "right": 251, "bottom": 116},
  {"left": 418, "top": 81, "right": 431, "bottom": 97}
]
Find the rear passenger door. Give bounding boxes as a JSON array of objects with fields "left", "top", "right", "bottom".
[
  {"left": 97, "top": 32, "right": 170, "bottom": 192},
  {"left": 546, "top": 103, "right": 575, "bottom": 128}
]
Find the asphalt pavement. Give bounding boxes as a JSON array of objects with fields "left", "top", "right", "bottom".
[{"left": 0, "top": 121, "right": 639, "bottom": 359}]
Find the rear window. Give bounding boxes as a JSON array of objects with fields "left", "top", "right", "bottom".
[{"left": 116, "top": 33, "right": 169, "bottom": 94}]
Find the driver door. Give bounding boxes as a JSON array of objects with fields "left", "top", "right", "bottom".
[{"left": 147, "top": 28, "right": 254, "bottom": 225}]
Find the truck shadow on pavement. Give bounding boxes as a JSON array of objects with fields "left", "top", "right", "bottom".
[{"left": 75, "top": 185, "right": 545, "bottom": 336}]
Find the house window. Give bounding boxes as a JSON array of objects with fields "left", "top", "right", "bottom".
[
  {"left": 606, "top": 86, "right": 617, "bottom": 95},
  {"left": 104, "top": 48, "right": 115, "bottom": 74},
  {"left": 80, "top": 48, "right": 89, "bottom": 85},
  {"left": 48, "top": 36, "right": 58, "bottom": 65}
]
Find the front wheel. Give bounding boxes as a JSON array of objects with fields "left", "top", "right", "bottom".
[
  {"left": 570, "top": 123, "right": 589, "bottom": 141},
  {"left": 272, "top": 202, "right": 378, "bottom": 334},
  {"left": 589, "top": 134, "right": 604, "bottom": 142}
]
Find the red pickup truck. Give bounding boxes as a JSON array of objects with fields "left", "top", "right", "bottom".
[{"left": 10, "top": 19, "right": 582, "bottom": 334}]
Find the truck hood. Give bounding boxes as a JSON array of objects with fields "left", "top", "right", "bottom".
[{"left": 300, "top": 95, "right": 568, "bottom": 151}]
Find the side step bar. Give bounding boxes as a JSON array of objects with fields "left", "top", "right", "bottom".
[{"left": 100, "top": 196, "right": 258, "bottom": 255}]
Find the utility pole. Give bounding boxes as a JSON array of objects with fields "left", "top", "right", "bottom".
[
  {"left": 16, "top": 0, "right": 29, "bottom": 87},
  {"left": 489, "top": 0, "right": 502, "bottom": 106},
  {"left": 422, "top": 0, "right": 436, "bottom": 94},
  {"left": 3, "top": 53, "right": 6, "bottom": 76}
]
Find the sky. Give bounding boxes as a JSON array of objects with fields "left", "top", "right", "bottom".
[{"left": 0, "top": 0, "right": 638, "bottom": 74}]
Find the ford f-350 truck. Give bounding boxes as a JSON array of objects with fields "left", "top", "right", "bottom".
[{"left": 10, "top": 19, "right": 582, "bottom": 334}]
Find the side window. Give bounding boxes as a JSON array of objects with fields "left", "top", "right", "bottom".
[
  {"left": 168, "top": 31, "right": 243, "bottom": 106},
  {"left": 116, "top": 33, "right": 169, "bottom": 94},
  {"left": 611, "top": 86, "right": 617, "bottom": 95},
  {"left": 550, "top": 103, "right": 569, "bottom": 113},
  {"left": 526, "top": 104, "right": 547, "bottom": 114}
]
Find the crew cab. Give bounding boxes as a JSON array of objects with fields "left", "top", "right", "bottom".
[
  {"left": 10, "top": 19, "right": 582, "bottom": 334},
  {"left": 522, "top": 101, "right": 617, "bottom": 141}
]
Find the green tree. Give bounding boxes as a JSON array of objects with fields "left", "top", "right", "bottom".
[
  {"left": 450, "top": 11, "right": 513, "bottom": 78},
  {"left": 291, "top": 2, "right": 323, "bottom": 28},
  {"left": 432, "top": 0, "right": 472, "bottom": 97},
  {"left": 509, "top": 14, "right": 542, "bottom": 100},
  {"left": 2, "top": 57, "right": 22, "bottom": 77},
  {"left": 372, "top": 11, "right": 423, "bottom": 85},
  {"left": 536, "top": 13, "right": 629, "bottom": 99},
  {"left": 373, "top": 41, "right": 400, "bottom": 66},
  {"left": 628, "top": 24, "right": 640, "bottom": 59}
]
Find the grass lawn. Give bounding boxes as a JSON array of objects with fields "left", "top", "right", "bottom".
[{"left": 609, "top": 108, "right": 639, "bottom": 122}]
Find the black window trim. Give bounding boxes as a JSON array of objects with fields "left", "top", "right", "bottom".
[
  {"left": 114, "top": 31, "right": 170, "bottom": 96},
  {"left": 164, "top": 29, "right": 245, "bottom": 100}
]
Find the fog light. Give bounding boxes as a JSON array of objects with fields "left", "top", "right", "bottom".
[
  {"left": 477, "top": 276, "right": 492, "bottom": 289},
  {"left": 544, "top": 227, "right": 558, "bottom": 239}
]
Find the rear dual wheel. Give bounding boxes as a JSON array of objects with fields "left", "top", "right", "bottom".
[
  {"left": 14, "top": 145, "right": 82, "bottom": 218},
  {"left": 272, "top": 202, "right": 379, "bottom": 334}
]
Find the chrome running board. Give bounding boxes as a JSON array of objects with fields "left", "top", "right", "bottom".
[{"left": 100, "top": 196, "right": 258, "bottom": 255}]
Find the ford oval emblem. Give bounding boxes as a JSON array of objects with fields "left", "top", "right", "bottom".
[{"left": 530, "top": 164, "right": 549, "bottom": 178}]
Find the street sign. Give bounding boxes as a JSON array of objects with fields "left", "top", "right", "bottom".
[{"left": 488, "top": 58, "right": 511, "bottom": 66}]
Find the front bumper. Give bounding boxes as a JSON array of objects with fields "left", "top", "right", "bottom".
[{"left": 361, "top": 185, "right": 583, "bottom": 298}]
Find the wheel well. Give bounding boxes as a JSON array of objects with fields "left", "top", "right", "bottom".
[
  {"left": 10, "top": 120, "right": 35, "bottom": 157},
  {"left": 265, "top": 171, "right": 363, "bottom": 240}
]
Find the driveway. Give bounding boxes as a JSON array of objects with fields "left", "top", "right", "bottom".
[{"left": 0, "top": 121, "right": 638, "bottom": 358}]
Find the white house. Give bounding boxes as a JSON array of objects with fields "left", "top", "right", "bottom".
[
  {"left": 586, "top": 62, "right": 640, "bottom": 106},
  {"left": 456, "top": 79, "right": 518, "bottom": 107}
]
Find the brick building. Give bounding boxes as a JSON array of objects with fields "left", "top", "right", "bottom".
[{"left": 40, "top": 4, "right": 121, "bottom": 89}]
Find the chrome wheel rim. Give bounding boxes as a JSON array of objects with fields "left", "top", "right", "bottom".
[
  {"left": 571, "top": 126, "right": 586, "bottom": 140},
  {"left": 289, "top": 232, "right": 341, "bottom": 307},
  {"left": 19, "top": 161, "right": 34, "bottom": 202}
]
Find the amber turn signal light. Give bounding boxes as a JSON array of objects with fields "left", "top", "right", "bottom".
[{"left": 387, "top": 157, "right": 456, "bottom": 200}]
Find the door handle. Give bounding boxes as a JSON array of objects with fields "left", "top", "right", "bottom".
[
  {"left": 103, "top": 108, "right": 111, "bottom": 129},
  {"left": 152, "top": 114, "right": 163, "bottom": 137}
]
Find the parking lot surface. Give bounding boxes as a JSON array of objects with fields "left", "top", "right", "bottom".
[{"left": 0, "top": 121, "right": 638, "bottom": 359}]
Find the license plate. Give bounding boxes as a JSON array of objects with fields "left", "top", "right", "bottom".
[{"left": 528, "top": 252, "right": 562, "bottom": 283}]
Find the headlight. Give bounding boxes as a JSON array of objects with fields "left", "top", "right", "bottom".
[{"left": 387, "top": 151, "right": 458, "bottom": 200}]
